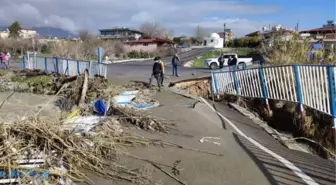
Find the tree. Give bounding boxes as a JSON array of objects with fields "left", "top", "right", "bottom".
[
  {"left": 139, "top": 22, "right": 167, "bottom": 38},
  {"left": 195, "top": 25, "right": 206, "bottom": 44},
  {"left": 78, "top": 30, "right": 95, "bottom": 41},
  {"left": 8, "top": 21, "right": 21, "bottom": 38},
  {"left": 164, "top": 29, "right": 174, "bottom": 39}
]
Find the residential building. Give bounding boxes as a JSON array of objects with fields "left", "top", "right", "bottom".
[
  {"left": 245, "top": 31, "right": 261, "bottom": 38},
  {"left": 99, "top": 27, "right": 143, "bottom": 41},
  {"left": 218, "top": 29, "right": 234, "bottom": 42},
  {"left": 0, "top": 27, "right": 37, "bottom": 39},
  {"left": 246, "top": 25, "right": 296, "bottom": 41},
  {"left": 0, "top": 30, "right": 9, "bottom": 38},
  {"left": 124, "top": 38, "right": 174, "bottom": 52},
  {"left": 20, "top": 28, "right": 37, "bottom": 39},
  {"left": 299, "top": 20, "right": 336, "bottom": 41}
]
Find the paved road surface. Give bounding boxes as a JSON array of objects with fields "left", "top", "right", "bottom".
[
  {"left": 106, "top": 48, "right": 214, "bottom": 84},
  {"left": 104, "top": 48, "right": 335, "bottom": 185},
  {"left": 9, "top": 47, "right": 336, "bottom": 184},
  {"left": 204, "top": 99, "right": 335, "bottom": 185},
  {"left": 123, "top": 47, "right": 213, "bottom": 66}
]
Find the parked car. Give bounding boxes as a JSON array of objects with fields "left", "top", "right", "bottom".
[{"left": 204, "top": 53, "right": 253, "bottom": 70}]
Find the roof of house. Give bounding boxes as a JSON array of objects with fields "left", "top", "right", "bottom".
[
  {"left": 20, "top": 27, "right": 35, "bottom": 31},
  {"left": 300, "top": 27, "right": 336, "bottom": 33},
  {"left": 325, "top": 33, "right": 336, "bottom": 39},
  {"left": 124, "top": 38, "right": 175, "bottom": 44},
  {"left": 99, "top": 27, "right": 142, "bottom": 34},
  {"left": 245, "top": 31, "right": 260, "bottom": 37}
]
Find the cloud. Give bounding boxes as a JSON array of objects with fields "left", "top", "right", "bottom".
[
  {"left": 0, "top": 0, "right": 279, "bottom": 36},
  {"left": 186, "top": 17, "right": 275, "bottom": 37}
]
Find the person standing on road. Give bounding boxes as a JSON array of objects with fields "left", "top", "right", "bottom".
[
  {"left": 172, "top": 54, "right": 180, "bottom": 77},
  {"left": 229, "top": 55, "right": 238, "bottom": 71},
  {"left": 148, "top": 57, "right": 163, "bottom": 91},
  {"left": 1, "top": 52, "right": 7, "bottom": 69},
  {"left": 5, "top": 52, "right": 10, "bottom": 68},
  {"left": 218, "top": 54, "right": 224, "bottom": 69},
  {"left": 158, "top": 57, "right": 165, "bottom": 86}
]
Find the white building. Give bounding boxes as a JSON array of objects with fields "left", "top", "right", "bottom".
[
  {"left": 0, "top": 28, "right": 37, "bottom": 39},
  {"left": 20, "top": 28, "right": 37, "bottom": 39},
  {"left": 0, "top": 30, "right": 9, "bottom": 38},
  {"left": 203, "top": 33, "right": 223, "bottom": 48}
]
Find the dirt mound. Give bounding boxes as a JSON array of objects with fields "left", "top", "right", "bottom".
[{"left": 171, "top": 78, "right": 211, "bottom": 98}]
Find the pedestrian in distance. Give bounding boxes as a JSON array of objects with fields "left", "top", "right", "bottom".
[
  {"left": 229, "top": 55, "right": 238, "bottom": 71},
  {"left": 5, "top": 52, "right": 10, "bottom": 68},
  {"left": 172, "top": 54, "right": 180, "bottom": 77},
  {"left": 218, "top": 54, "right": 224, "bottom": 69},
  {"left": 0, "top": 52, "right": 8, "bottom": 69},
  {"left": 158, "top": 57, "right": 165, "bottom": 86},
  {"left": 148, "top": 57, "right": 163, "bottom": 91}
]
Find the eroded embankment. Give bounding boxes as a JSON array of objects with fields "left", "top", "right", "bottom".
[{"left": 171, "top": 78, "right": 336, "bottom": 160}]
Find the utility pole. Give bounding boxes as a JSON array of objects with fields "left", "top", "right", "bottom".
[
  {"left": 223, "top": 23, "right": 226, "bottom": 48},
  {"left": 296, "top": 22, "right": 300, "bottom": 32}
]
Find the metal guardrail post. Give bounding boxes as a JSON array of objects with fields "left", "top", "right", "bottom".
[
  {"left": 232, "top": 70, "right": 240, "bottom": 96},
  {"left": 21, "top": 55, "right": 25, "bottom": 69},
  {"left": 327, "top": 66, "right": 336, "bottom": 135},
  {"left": 258, "top": 66, "right": 271, "bottom": 113},
  {"left": 44, "top": 57, "right": 47, "bottom": 71},
  {"left": 211, "top": 72, "right": 217, "bottom": 100},
  {"left": 293, "top": 65, "right": 306, "bottom": 118},
  {"left": 77, "top": 61, "right": 80, "bottom": 74},
  {"left": 66, "top": 58, "right": 69, "bottom": 75},
  {"left": 55, "top": 57, "right": 59, "bottom": 74},
  {"left": 212, "top": 72, "right": 219, "bottom": 99}
]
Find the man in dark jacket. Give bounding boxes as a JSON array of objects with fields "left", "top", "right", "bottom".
[
  {"left": 231, "top": 55, "right": 237, "bottom": 66},
  {"left": 228, "top": 55, "right": 238, "bottom": 71},
  {"left": 148, "top": 57, "right": 163, "bottom": 91},
  {"left": 172, "top": 54, "right": 180, "bottom": 77},
  {"left": 218, "top": 54, "right": 224, "bottom": 69}
]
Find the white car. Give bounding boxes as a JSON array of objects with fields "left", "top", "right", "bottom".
[{"left": 204, "top": 53, "right": 253, "bottom": 70}]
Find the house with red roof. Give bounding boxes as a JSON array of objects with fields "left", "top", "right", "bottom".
[
  {"left": 124, "top": 37, "right": 175, "bottom": 52},
  {"left": 299, "top": 20, "right": 336, "bottom": 41}
]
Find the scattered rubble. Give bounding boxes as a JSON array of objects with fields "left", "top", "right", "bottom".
[{"left": 0, "top": 69, "right": 167, "bottom": 184}]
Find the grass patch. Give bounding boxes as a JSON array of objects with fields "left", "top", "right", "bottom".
[
  {"left": 192, "top": 50, "right": 223, "bottom": 68},
  {"left": 39, "top": 52, "right": 53, "bottom": 57},
  {"left": 191, "top": 48, "right": 256, "bottom": 68},
  {"left": 10, "top": 75, "right": 52, "bottom": 85},
  {"left": 0, "top": 69, "right": 6, "bottom": 75}
]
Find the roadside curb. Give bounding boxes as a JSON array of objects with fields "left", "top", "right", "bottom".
[
  {"left": 168, "top": 86, "right": 201, "bottom": 102},
  {"left": 104, "top": 58, "right": 152, "bottom": 64},
  {"left": 168, "top": 76, "right": 211, "bottom": 87},
  {"left": 227, "top": 102, "right": 312, "bottom": 153}
]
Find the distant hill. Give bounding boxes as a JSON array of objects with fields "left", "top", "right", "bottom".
[
  {"left": 33, "top": 27, "right": 77, "bottom": 38},
  {"left": 0, "top": 26, "right": 77, "bottom": 38}
]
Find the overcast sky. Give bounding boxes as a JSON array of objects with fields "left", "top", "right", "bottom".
[{"left": 0, "top": 0, "right": 334, "bottom": 37}]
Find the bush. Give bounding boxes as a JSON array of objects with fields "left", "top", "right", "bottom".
[
  {"left": 259, "top": 35, "right": 316, "bottom": 65},
  {"left": 228, "top": 36, "right": 261, "bottom": 48}
]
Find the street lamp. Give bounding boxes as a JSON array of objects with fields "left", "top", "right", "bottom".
[{"left": 223, "top": 23, "right": 226, "bottom": 48}]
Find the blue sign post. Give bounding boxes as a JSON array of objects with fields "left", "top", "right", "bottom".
[
  {"left": 96, "top": 47, "right": 104, "bottom": 63},
  {"left": 96, "top": 47, "right": 105, "bottom": 76}
]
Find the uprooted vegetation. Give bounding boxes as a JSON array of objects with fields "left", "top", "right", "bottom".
[{"left": 0, "top": 69, "right": 172, "bottom": 184}]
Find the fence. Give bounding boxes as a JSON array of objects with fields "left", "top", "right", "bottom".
[
  {"left": 211, "top": 64, "right": 336, "bottom": 130},
  {"left": 21, "top": 52, "right": 108, "bottom": 78}
]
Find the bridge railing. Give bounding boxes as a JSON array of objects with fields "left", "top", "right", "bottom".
[
  {"left": 21, "top": 52, "right": 108, "bottom": 78},
  {"left": 211, "top": 64, "right": 336, "bottom": 130}
]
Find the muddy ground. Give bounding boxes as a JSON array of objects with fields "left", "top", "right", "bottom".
[{"left": 0, "top": 92, "right": 61, "bottom": 123}]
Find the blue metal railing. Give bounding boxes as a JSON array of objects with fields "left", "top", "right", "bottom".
[
  {"left": 21, "top": 54, "right": 108, "bottom": 78},
  {"left": 211, "top": 64, "right": 336, "bottom": 130}
]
